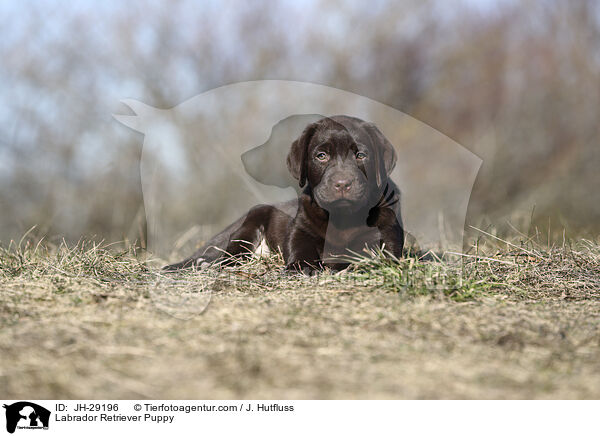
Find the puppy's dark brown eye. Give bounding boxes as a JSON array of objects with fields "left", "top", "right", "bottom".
[
  {"left": 315, "top": 152, "right": 329, "bottom": 161},
  {"left": 356, "top": 152, "right": 367, "bottom": 160}
]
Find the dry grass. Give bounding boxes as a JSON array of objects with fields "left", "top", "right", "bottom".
[{"left": 1, "top": 232, "right": 599, "bottom": 399}]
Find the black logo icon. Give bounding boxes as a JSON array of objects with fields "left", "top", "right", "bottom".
[{"left": 3, "top": 402, "right": 50, "bottom": 434}]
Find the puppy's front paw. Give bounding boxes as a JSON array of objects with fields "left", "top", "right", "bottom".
[
  {"left": 285, "top": 261, "right": 320, "bottom": 276},
  {"left": 163, "top": 257, "right": 211, "bottom": 272}
]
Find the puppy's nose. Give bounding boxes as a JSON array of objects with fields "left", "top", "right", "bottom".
[{"left": 334, "top": 178, "right": 353, "bottom": 192}]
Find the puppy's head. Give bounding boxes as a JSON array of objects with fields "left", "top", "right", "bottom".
[{"left": 286, "top": 115, "right": 396, "bottom": 212}]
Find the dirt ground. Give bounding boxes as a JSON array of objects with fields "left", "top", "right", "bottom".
[{"left": 1, "top": 239, "right": 599, "bottom": 399}]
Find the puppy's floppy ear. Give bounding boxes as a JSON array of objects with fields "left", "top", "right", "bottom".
[
  {"left": 287, "top": 123, "right": 317, "bottom": 188},
  {"left": 364, "top": 122, "right": 397, "bottom": 186}
]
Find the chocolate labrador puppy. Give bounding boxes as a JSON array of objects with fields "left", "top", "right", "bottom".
[{"left": 164, "top": 115, "right": 404, "bottom": 273}]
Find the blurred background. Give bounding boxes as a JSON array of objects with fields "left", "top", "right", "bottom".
[{"left": 1, "top": 0, "right": 599, "bottom": 248}]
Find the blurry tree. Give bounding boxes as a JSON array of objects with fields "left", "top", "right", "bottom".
[{"left": 0, "top": 0, "right": 598, "bottom": 246}]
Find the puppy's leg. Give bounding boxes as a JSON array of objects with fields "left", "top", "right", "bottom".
[
  {"left": 285, "top": 227, "right": 323, "bottom": 275},
  {"left": 219, "top": 205, "right": 274, "bottom": 265},
  {"left": 163, "top": 217, "right": 247, "bottom": 271},
  {"left": 377, "top": 211, "right": 404, "bottom": 258},
  {"left": 163, "top": 205, "right": 280, "bottom": 271}
]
